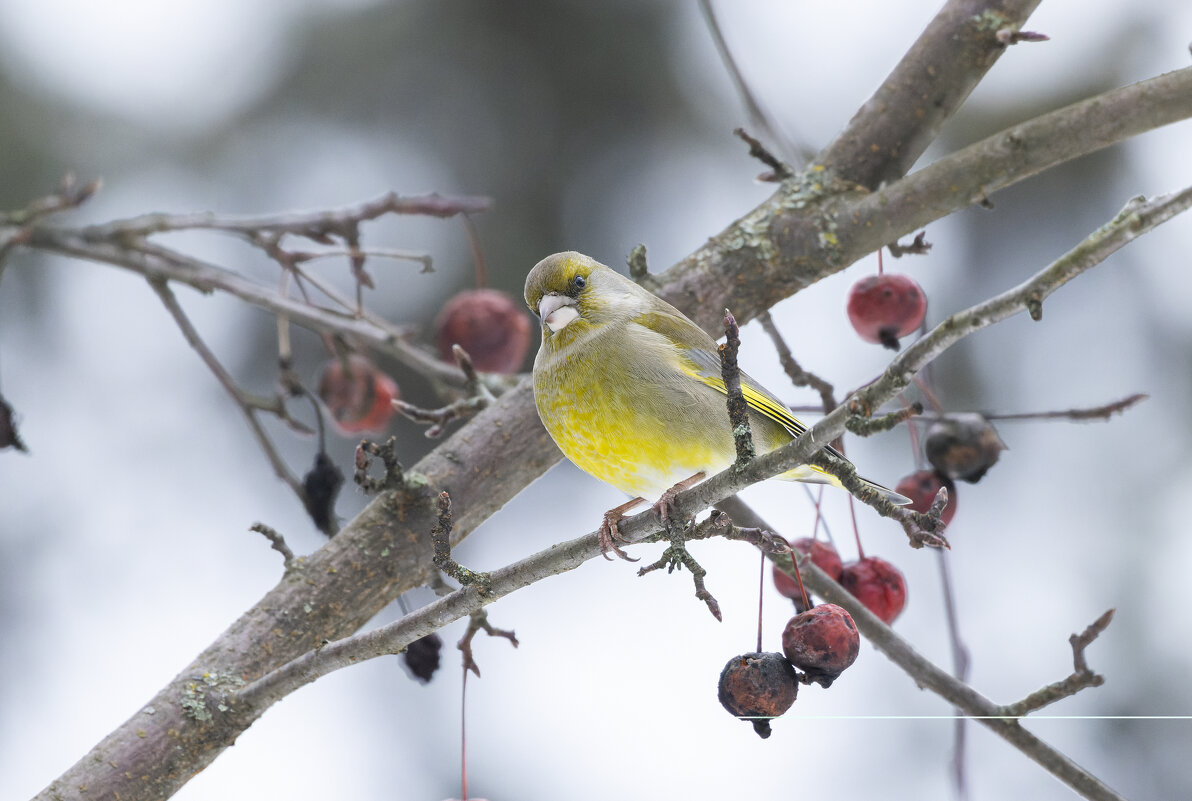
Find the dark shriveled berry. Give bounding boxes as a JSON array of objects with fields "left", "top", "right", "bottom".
[
  {"left": 717, "top": 652, "right": 798, "bottom": 739},
  {"left": 841, "top": 556, "right": 908, "bottom": 625},
  {"left": 925, "top": 413, "right": 1006, "bottom": 483},
  {"left": 302, "top": 451, "right": 344, "bottom": 535},
  {"left": 894, "top": 470, "right": 957, "bottom": 526},
  {"left": 402, "top": 633, "right": 443, "bottom": 684},
  {"left": 781, "top": 604, "right": 860, "bottom": 688},
  {"left": 435, "top": 289, "right": 532, "bottom": 374},
  {"left": 846, "top": 273, "right": 927, "bottom": 350}
]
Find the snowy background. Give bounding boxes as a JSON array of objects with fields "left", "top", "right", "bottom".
[{"left": 2, "top": 1, "right": 1191, "bottom": 800}]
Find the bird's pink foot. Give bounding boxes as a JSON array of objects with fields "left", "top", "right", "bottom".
[
  {"left": 652, "top": 472, "right": 706, "bottom": 529},
  {"left": 598, "top": 497, "right": 645, "bottom": 561}
]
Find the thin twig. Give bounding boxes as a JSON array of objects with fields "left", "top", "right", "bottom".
[
  {"left": 719, "top": 309, "right": 755, "bottom": 464},
  {"left": 458, "top": 609, "right": 519, "bottom": 677},
  {"left": 937, "top": 550, "right": 971, "bottom": 801},
  {"left": 0, "top": 174, "right": 101, "bottom": 227},
  {"left": 292, "top": 246, "right": 434, "bottom": 273},
  {"left": 700, "top": 0, "right": 802, "bottom": 167},
  {"left": 394, "top": 345, "right": 495, "bottom": 437},
  {"left": 996, "top": 28, "right": 1050, "bottom": 45},
  {"left": 353, "top": 437, "right": 405, "bottom": 494},
  {"left": 998, "top": 610, "right": 1114, "bottom": 718},
  {"left": 733, "top": 128, "right": 793, "bottom": 181},
  {"left": 757, "top": 311, "right": 836, "bottom": 413},
  {"left": 888, "top": 231, "right": 933, "bottom": 257},
  {"left": 966, "top": 393, "right": 1148, "bottom": 422},
  {"left": 430, "top": 492, "right": 492, "bottom": 594},
  {"left": 76, "top": 191, "right": 491, "bottom": 240},
  {"left": 249, "top": 523, "right": 297, "bottom": 570},
  {"left": 148, "top": 278, "right": 305, "bottom": 499},
  {"left": 845, "top": 403, "right": 922, "bottom": 437}
]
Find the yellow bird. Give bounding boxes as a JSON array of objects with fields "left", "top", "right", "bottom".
[{"left": 525, "top": 251, "right": 907, "bottom": 559}]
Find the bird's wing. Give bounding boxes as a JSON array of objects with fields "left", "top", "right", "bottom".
[
  {"left": 634, "top": 309, "right": 824, "bottom": 446},
  {"left": 633, "top": 308, "right": 908, "bottom": 503}
]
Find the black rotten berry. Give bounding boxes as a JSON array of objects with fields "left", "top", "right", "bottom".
[{"left": 717, "top": 652, "right": 798, "bottom": 739}]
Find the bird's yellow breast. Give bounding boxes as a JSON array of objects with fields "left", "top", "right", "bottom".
[{"left": 533, "top": 320, "right": 786, "bottom": 500}]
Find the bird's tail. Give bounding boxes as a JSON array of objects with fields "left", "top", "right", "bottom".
[{"left": 781, "top": 465, "right": 911, "bottom": 505}]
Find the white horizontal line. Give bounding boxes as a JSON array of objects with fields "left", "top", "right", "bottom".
[{"left": 737, "top": 715, "right": 1191, "bottom": 720}]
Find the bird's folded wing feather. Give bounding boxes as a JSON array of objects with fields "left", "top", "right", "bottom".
[{"left": 634, "top": 309, "right": 846, "bottom": 458}]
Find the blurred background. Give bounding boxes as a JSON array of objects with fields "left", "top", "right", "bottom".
[{"left": 2, "top": 1, "right": 1191, "bottom": 799}]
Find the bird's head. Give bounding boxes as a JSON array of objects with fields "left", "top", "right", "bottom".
[{"left": 524, "top": 252, "right": 641, "bottom": 345}]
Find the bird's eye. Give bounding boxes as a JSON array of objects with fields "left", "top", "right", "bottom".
[{"left": 572, "top": 275, "right": 586, "bottom": 292}]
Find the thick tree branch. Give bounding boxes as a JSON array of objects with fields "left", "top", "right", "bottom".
[{"left": 818, "top": 0, "right": 1042, "bottom": 188}]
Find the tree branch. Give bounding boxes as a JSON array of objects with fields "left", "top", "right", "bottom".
[
  {"left": 817, "top": 0, "right": 1042, "bottom": 189},
  {"left": 659, "top": 65, "right": 1192, "bottom": 334},
  {"left": 997, "top": 609, "right": 1113, "bottom": 718}
]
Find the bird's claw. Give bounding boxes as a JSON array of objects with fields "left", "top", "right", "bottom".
[
  {"left": 599, "top": 511, "right": 639, "bottom": 562},
  {"left": 652, "top": 471, "right": 705, "bottom": 531}
]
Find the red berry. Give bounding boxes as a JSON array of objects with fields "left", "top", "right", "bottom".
[
  {"left": 846, "top": 273, "right": 927, "bottom": 350},
  {"left": 841, "top": 556, "right": 907, "bottom": 624},
  {"left": 793, "top": 537, "right": 844, "bottom": 581},
  {"left": 925, "top": 413, "right": 1006, "bottom": 483},
  {"left": 717, "top": 652, "right": 798, "bottom": 739},
  {"left": 781, "top": 604, "right": 860, "bottom": 688},
  {"left": 894, "top": 470, "right": 957, "bottom": 526},
  {"left": 435, "top": 289, "right": 532, "bottom": 373},
  {"left": 318, "top": 354, "right": 399, "bottom": 434}
]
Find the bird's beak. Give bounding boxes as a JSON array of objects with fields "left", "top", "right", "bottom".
[{"left": 538, "top": 293, "right": 580, "bottom": 333}]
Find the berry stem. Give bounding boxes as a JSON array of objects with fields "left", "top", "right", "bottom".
[
  {"left": 848, "top": 495, "right": 865, "bottom": 560},
  {"left": 912, "top": 375, "right": 945, "bottom": 413},
  {"left": 460, "top": 665, "right": 469, "bottom": 801},
  {"left": 461, "top": 215, "right": 487, "bottom": 289},
  {"left": 903, "top": 395, "right": 926, "bottom": 471},
  {"left": 756, "top": 549, "right": 765, "bottom": 654},
  {"left": 785, "top": 546, "right": 812, "bottom": 613},
  {"left": 809, "top": 485, "right": 824, "bottom": 542},
  {"left": 877, "top": 246, "right": 884, "bottom": 276}
]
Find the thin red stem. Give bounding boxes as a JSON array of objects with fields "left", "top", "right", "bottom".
[
  {"left": 460, "top": 666, "right": 469, "bottom": 801},
  {"left": 904, "top": 394, "right": 927, "bottom": 471},
  {"left": 912, "top": 375, "right": 945, "bottom": 413},
  {"left": 756, "top": 549, "right": 765, "bottom": 654},
  {"left": 809, "top": 486, "right": 825, "bottom": 542},
  {"left": 791, "top": 550, "right": 812, "bottom": 612},
  {"left": 849, "top": 494, "right": 864, "bottom": 560},
  {"left": 462, "top": 215, "right": 487, "bottom": 289}
]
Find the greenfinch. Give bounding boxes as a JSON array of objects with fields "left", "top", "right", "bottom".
[{"left": 525, "top": 251, "right": 907, "bottom": 558}]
